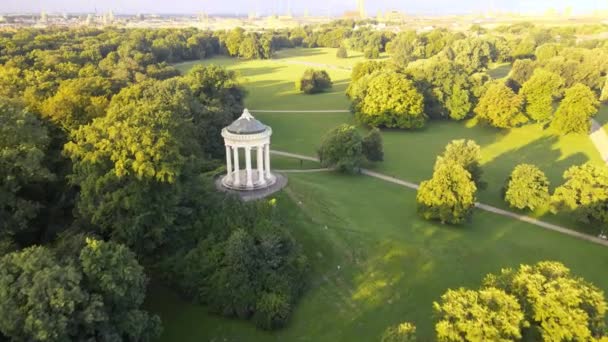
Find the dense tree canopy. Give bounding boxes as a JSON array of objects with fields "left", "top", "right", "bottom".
[
  {"left": 484, "top": 261, "right": 607, "bottom": 341},
  {"left": 551, "top": 163, "right": 608, "bottom": 231},
  {"left": 318, "top": 124, "right": 364, "bottom": 173},
  {"left": 551, "top": 83, "right": 599, "bottom": 134},
  {"left": 475, "top": 81, "right": 528, "bottom": 128},
  {"left": 434, "top": 287, "right": 524, "bottom": 342},
  {"left": 417, "top": 160, "right": 477, "bottom": 224},
  {"left": 520, "top": 69, "right": 564, "bottom": 122},
  {"left": 434, "top": 139, "right": 484, "bottom": 189},
  {"left": 362, "top": 128, "right": 384, "bottom": 162},
  {"left": 351, "top": 71, "right": 426, "bottom": 129},
  {"left": 0, "top": 99, "right": 53, "bottom": 238},
  {"left": 504, "top": 164, "right": 550, "bottom": 211}
]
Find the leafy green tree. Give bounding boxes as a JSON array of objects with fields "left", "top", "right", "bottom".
[
  {"left": 0, "top": 98, "right": 53, "bottom": 238},
  {"left": 474, "top": 81, "right": 528, "bottom": 128},
  {"left": 362, "top": 128, "right": 384, "bottom": 162},
  {"left": 353, "top": 71, "right": 426, "bottom": 129},
  {"left": 447, "top": 38, "right": 494, "bottom": 73},
  {"left": 434, "top": 287, "right": 524, "bottom": 342},
  {"left": 504, "top": 164, "right": 550, "bottom": 211},
  {"left": 64, "top": 78, "right": 204, "bottom": 253},
  {"left": 336, "top": 46, "right": 348, "bottom": 58},
  {"left": 434, "top": 139, "right": 484, "bottom": 189},
  {"left": 296, "top": 68, "right": 332, "bottom": 94},
  {"left": 40, "top": 76, "right": 112, "bottom": 131},
  {"left": 364, "top": 47, "right": 380, "bottom": 59},
  {"left": 318, "top": 124, "right": 364, "bottom": 173},
  {"left": 381, "top": 322, "right": 417, "bottom": 342},
  {"left": 520, "top": 69, "right": 564, "bottom": 121},
  {"left": 225, "top": 27, "right": 245, "bottom": 56},
  {"left": 507, "top": 58, "right": 535, "bottom": 90},
  {"left": 484, "top": 261, "right": 607, "bottom": 341},
  {"left": 535, "top": 43, "right": 562, "bottom": 61},
  {"left": 551, "top": 163, "right": 608, "bottom": 230},
  {"left": 350, "top": 60, "right": 384, "bottom": 83},
  {"left": 551, "top": 83, "right": 599, "bottom": 134},
  {"left": 417, "top": 161, "right": 477, "bottom": 224},
  {"left": 238, "top": 34, "right": 262, "bottom": 59},
  {"left": 601, "top": 77, "right": 608, "bottom": 103},
  {"left": 253, "top": 292, "right": 291, "bottom": 330}
]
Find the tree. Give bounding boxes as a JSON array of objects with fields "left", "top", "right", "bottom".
[
  {"left": 364, "top": 47, "right": 380, "bottom": 59},
  {"left": 434, "top": 139, "right": 484, "bottom": 189},
  {"left": 40, "top": 76, "right": 111, "bottom": 131},
  {"left": 417, "top": 161, "right": 477, "bottom": 224},
  {"left": 484, "top": 261, "right": 607, "bottom": 341},
  {"left": 474, "top": 81, "right": 528, "bottom": 128},
  {"left": 350, "top": 60, "right": 384, "bottom": 83},
  {"left": 0, "top": 241, "right": 161, "bottom": 341},
  {"left": 507, "top": 58, "right": 535, "bottom": 91},
  {"left": 504, "top": 164, "right": 550, "bottom": 211},
  {"left": 434, "top": 287, "right": 524, "bottom": 342},
  {"left": 225, "top": 27, "right": 245, "bottom": 56},
  {"left": 0, "top": 98, "right": 53, "bottom": 239},
  {"left": 381, "top": 322, "right": 417, "bottom": 342},
  {"left": 352, "top": 71, "right": 426, "bottom": 129},
  {"left": 336, "top": 46, "right": 348, "bottom": 58},
  {"left": 551, "top": 163, "right": 608, "bottom": 230},
  {"left": 317, "top": 124, "right": 364, "bottom": 173},
  {"left": 520, "top": 69, "right": 564, "bottom": 122},
  {"left": 601, "top": 77, "right": 608, "bottom": 103},
  {"left": 551, "top": 83, "right": 599, "bottom": 134},
  {"left": 447, "top": 38, "right": 494, "bottom": 73},
  {"left": 296, "top": 68, "right": 332, "bottom": 94},
  {"left": 362, "top": 128, "right": 384, "bottom": 162}
]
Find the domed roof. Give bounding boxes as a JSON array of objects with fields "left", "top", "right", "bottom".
[{"left": 226, "top": 109, "right": 268, "bottom": 135}]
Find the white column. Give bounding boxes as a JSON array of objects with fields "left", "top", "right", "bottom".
[
  {"left": 225, "top": 145, "right": 232, "bottom": 182},
  {"left": 233, "top": 146, "right": 240, "bottom": 187},
  {"left": 245, "top": 146, "right": 253, "bottom": 188},
  {"left": 257, "top": 145, "right": 266, "bottom": 185},
  {"left": 264, "top": 143, "right": 271, "bottom": 179}
]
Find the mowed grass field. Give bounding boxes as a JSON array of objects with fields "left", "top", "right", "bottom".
[
  {"left": 149, "top": 48, "right": 608, "bottom": 341},
  {"left": 148, "top": 172, "right": 608, "bottom": 341}
]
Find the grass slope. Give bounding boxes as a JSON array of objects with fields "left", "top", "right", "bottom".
[{"left": 148, "top": 172, "right": 608, "bottom": 341}]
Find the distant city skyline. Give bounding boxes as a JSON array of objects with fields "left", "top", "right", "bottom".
[{"left": 2, "top": 0, "right": 607, "bottom": 16}]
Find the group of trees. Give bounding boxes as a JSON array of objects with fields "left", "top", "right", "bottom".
[
  {"left": 317, "top": 125, "right": 384, "bottom": 172},
  {"left": 0, "top": 26, "right": 311, "bottom": 339}
]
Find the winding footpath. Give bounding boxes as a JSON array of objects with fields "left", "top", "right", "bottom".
[{"left": 271, "top": 150, "right": 608, "bottom": 247}]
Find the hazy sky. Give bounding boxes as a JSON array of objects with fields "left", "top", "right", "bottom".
[{"left": 2, "top": 0, "right": 607, "bottom": 15}]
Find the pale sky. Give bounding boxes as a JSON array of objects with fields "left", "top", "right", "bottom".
[{"left": 2, "top": 0, "right": 607, "bottom": 15}]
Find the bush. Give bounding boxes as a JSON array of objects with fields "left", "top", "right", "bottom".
[
  {"left": 362, "top": 128, "right": 384, "bottom": 162},
  {"left": 253, "top": 292, "right": 291, "bottom": 330},
  {"left": 336, "top": 47, "right": 348, "bottom": 59},
  {"left": 317, "top": 124, "right": 364, "bottom": 173},
  {"left": 364, "top": 47, "right": 380, "bottom": 59},
  {"left": 296, "top": 68, "right": 332, "bottom": 94},
  {"left": 381, "top": 322, "right": 417, "bottom": 342},
  {"left": 504, "top": 164, "right": 550, "bottom": 211},
  {"left": 417, "top": 161, "right": 477, "bottom": 224}
]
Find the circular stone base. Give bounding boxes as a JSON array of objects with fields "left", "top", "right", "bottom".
[
  {"left": 215, "top": 172, "right": 287, "bottom": 201},
  {"left": 221, "top": 170, "right": 276, "bottom": 190}
]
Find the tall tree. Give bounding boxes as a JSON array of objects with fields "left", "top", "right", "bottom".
[
  {"left": 551, "top": 83, "right": 599, "bottom": 134},
  {"left": 504, "top": 164, "right": 550, "bottom": 211},
  {"left": 434, "top": 139, "right": 484, "bottom": 189},
  {"left": 520, "top": 69, "right": 564, "bottom": 122},
  {"left": 474, "top": 81, "right": 528, "bottom": 128},
  {"left": 0, "top": 98, "right": 53, "bottom": 239},
  {"left": 417, "top": 161, "right": 477, "bottom": 224},
  {"left": 434, "top": 287, "right": 524, "bottom": 342}
]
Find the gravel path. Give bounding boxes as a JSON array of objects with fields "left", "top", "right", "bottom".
[
  {"left": 590, "top": 119, "right": 608, "bottom": 165},
  {"left": 271, "top": 150, "right": 608, "bottom": 247}
]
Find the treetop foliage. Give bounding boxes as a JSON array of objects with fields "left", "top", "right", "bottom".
[
  {"left": 475, "top": 81, "right": 528, "bottom": 128},
  {"left": 296, "top": 68, "right": 332, "bottom": 94},
  {"left": 551, "top": 83, "right": 599, "bottom": 134},
  {"left": 318, "top": 124, "right": 364, "bottom": 173},
  {"left": 504, "top": 164, "right": 550, "bottom": 211}
]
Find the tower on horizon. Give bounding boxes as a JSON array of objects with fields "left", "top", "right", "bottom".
[{"left": 357, "top": 0, "right": 366, "bottom": 18}]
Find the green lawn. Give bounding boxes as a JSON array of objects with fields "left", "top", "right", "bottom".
[
  {"left": 148, "top": 172, "right": 608, "bottom": 341},
  {"left": 153, "top": 49, "right": 608, "bottom": 341}
]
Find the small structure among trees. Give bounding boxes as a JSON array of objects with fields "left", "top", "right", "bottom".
[{"left": 296, "top": 68, "right": 332, "bottom": 94}]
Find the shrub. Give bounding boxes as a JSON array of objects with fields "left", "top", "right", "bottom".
[
  {"left": 362, "top": 128, "right": 384, "bottom": 162},
  {"left": 381, "top": 322, "right": 417, "bottom": 342},
  {"left": 253, "top": 292, "right": 291, "bottom": 330},
  {"left": 296, "top": 68, "right": 332, "bottom": 94},
  {"left": 336, "top": 46, "right": 348, "bottom": 59},
  {"left": 318, "top": 124, "right": 364, "bottom": 173},
  {"left": 504, "top": 164, "right": 550, "bottom": 211}
]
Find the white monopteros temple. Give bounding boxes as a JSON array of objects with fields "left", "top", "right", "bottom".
[{"left": 221, "top": 109, "right": 276, "bottom": 191}]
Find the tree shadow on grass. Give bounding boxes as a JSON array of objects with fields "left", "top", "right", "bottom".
[{"left": 274, "top": 48, "right": 327, "bottom": 59}]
